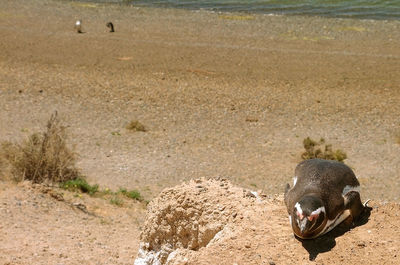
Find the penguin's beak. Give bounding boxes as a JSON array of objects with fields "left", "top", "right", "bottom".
[{"left": 299, "top": 217, "right": 309, "bottom": 234}]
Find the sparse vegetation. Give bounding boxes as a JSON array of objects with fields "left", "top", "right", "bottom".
[
  {"left": 0, "top": 112, "right": 80, "bottom": 183},
  {"left": 301, "top": 137, "right": 347, "bottom": 162},
  {"left": 60, "top": 182, "right": 144, "bottom": 203},
  {"left": 59, "top": 181, "right": 143, "bottom": 204},
  {"left": 118, "top": 187, "right": 142, "bottom": 201},
  {"left": 110, "top": 196, "right": 123, "bottom": 206},
  {"left": 111, "top": 131, "right": 121, "bottom": 136},
  {"left": 0, "top": 113, "right": 146, "bottom": 206},
  {"left": 60, "top": 178, "right": 99, "bottom": 195},
  {"left": 126, "top": 120, "right": 146, "bottom": 132}
]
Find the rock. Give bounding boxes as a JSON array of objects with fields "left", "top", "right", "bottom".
[
  {"left": 357, "top": 242, "right": 366, "bottom": 248},
  {"left": 49, "top": 190, "right": 64, "bottom": 201},
  {"left": 73, "top": 203, "right": 88, "bottom": 214}
]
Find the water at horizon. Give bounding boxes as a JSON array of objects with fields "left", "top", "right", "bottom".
[{"left": 84, "top": 0, "right": 399, "bottom": 20}]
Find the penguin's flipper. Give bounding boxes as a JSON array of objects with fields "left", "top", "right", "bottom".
[
  {"left": 361, "top": 199, "right": 373, "bottom": 220},
  {"left": 363, "top": 199, "right": 371, "bottom": 207},
  {"left": 284, "top": 183, "right": 292, "bottom": 212}
]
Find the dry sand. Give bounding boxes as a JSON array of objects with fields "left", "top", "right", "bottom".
[{"left": 0, "top": 0, "right": 400, "bottom": 264}]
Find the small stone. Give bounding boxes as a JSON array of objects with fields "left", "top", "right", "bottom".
[
  {"left": 245, "top": 117, "right": 258, "bottom": 122},
  {"left": 357, "top": 242, "right": 366, "bottom": 248},
  {"left": 246, "top": 191, "right": 257, "bottom": 198},
  {"left": 50, "top": 191, "right": 64, "bottom": 201},
  {"left": 73, "top": 203, "right": 89, "bottom": 214}
]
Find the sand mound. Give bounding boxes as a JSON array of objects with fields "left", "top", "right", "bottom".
[
  {"left": 134, "top": 178, "right": 264, "bottom": 264},
  {"left": 135, "top": 179, "right": 400, "bottom": 265}
]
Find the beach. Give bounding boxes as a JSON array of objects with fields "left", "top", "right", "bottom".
[
  {"left": 2, "top": 0, "right": 399, "bottom": 199},
  {"left": 0, "top": 0, "right": 400, "bottom": 263}
]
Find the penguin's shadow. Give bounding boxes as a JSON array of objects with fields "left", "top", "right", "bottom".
[{"left": 297, "top": 207, "right": 372, "bottom": 261}]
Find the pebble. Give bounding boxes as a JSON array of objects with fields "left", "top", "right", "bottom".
[{"left": 357, "top": 242, "right": 366, "bottom": 247}]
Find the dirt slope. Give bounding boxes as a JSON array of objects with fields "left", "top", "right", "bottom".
[
  {"left": 1, "top": 178, "right": 399, "bottom": 265},
  {"left": 0, "top": 180, "right": 145, "bottom": 265}
]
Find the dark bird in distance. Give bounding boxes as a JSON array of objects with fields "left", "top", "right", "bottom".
[{"left": 106, "top": 22, "right": 115, "bottom": 32}]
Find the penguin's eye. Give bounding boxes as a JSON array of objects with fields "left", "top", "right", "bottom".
[
  {"left": 307, "top": 214, "right": 318, "bottom": 221},
  {"left": 296, "top": 211, "right": 304, "bottom": 220}
]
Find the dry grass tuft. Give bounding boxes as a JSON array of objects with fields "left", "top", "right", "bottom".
[
  {"left": 126, "top": 120, "right": 147, "bottom": 132},
  {"left": 0, "top": 112, "right": 80, "bottom": 183},
  {"left": 301, "top": 137, "right": 347, "bottom": 162}
]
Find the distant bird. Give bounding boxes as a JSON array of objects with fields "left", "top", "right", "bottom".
[
  {"left": 75, "top": 20, "right": 83, "bottom": 33},
  {"left": 106, "top": 22, "right": 115, "bottom": 32},
  {"left": 284, "top": 159, "right": 370, "bottom": 239}
]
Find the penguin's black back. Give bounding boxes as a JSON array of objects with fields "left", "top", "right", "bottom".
[{"left": 285, "top": 159, "right": 360, "bottom": 220}]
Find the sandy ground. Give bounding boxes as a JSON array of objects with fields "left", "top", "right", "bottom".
[
  {"left": 136, "top": 178, "right": 400, "bottom": 265},
  {"left": 0, "top": 181, "right": 145, "bottom": 265},
  {"left": 0, "top": 0, "right": 400, "bottom": 264}
]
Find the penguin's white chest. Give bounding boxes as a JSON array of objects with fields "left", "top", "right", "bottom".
[{"left": 315, "top": 209, "right": 351, "bottom": 238}]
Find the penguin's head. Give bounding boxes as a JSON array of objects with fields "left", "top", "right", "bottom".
[{"left": 292, "top": 195, "right": 326, "bottom": 238}]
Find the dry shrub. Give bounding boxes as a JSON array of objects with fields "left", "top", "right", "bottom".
[
  {"left": 0, "top": 112, "right": 80, "bottom": 183},
  {"left": 301, "top": 137, "right": 347, "bottom": 162},
  {"left": 126, "top": 120, "right": 146, "bottom": 132}
]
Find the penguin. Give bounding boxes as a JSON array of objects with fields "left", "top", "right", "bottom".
[
  {"left": 75, "top": 20, "right": 83, "bottom": 33},
  {"left": 284, "top": 159, "right": 369, "bottom": 239},
  {"left": 106, "top": 22, "right": 114, "bottom": 32}
]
